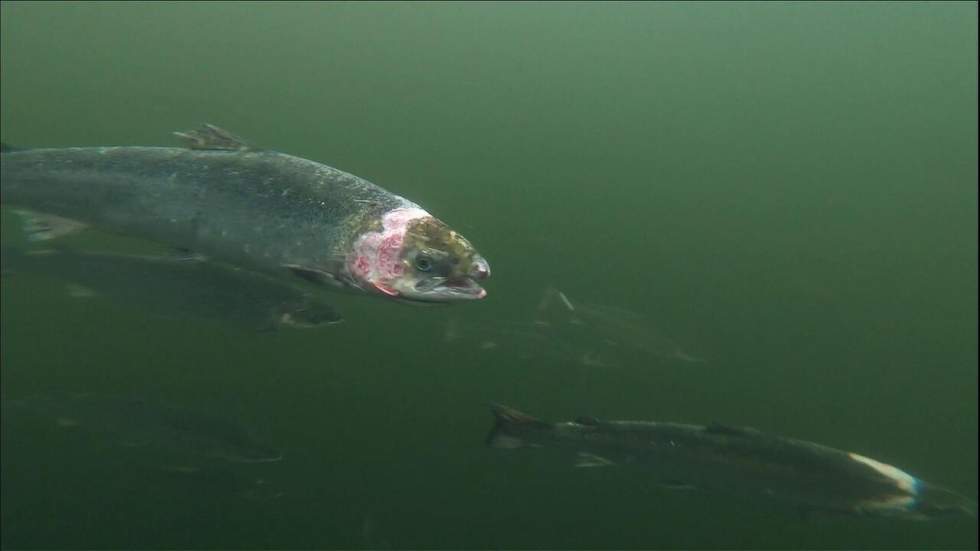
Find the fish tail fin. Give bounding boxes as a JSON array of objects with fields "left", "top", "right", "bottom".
[{"left": 486, "top": 403, "right": 545, "bottom": 448}]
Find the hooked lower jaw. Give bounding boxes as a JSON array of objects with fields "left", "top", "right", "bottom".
[
  {"left": 408, "top": 276, "right": 487, "bottom": 301},
  {"left": 454, "top": 255, "right": 490, "bottom": 299},
  {"left": 393, "top": 255, "right": 491, "bottom": 302},
  {"left": 433, "top": 277, "right": 487, "bottom": 300},
  {"left": 404, "top": 256, "right": 490, "bottom": 302},
  {"left": 448, "top": 279, "right": 488, "bottom": 300}
]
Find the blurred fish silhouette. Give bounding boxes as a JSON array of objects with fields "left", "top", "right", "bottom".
[
  {"left": 487, "top": 404, "right": 977, "bottom": 520},
  {"left": 533, "top": 287, "right": 706, "bottom": 366},
  {"left": 1, "top": 242, "right": 342, "bottom": 332},
  {"left": 3, "top": 393, "right": 283, "bottom": 464},
  {"left": 442, "top": 287, "right": 704, "bottom": 368}
]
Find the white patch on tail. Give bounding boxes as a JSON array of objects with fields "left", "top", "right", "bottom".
[{"left": 848, "top": 452, "right": 918, "bottom": 493}]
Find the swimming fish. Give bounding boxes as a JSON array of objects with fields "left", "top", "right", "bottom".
[
  {"left": 442, "top": 315, "right": 577, "bottom": 360},
  {"left": 0, "top": 125, "right": 490, "bottom": 304},
  {"left": 4, "top": 393, "right": 283, "bottom": 464},
  {"left": 486, "top": 404, "right": 976, "bottom": 520},
  {"left": 532, "top": 287, "right": 704, "bottom": 366},
  {"left": 158, "top": 465, "right": 286, "bottom": 501},
  {"left": 1, "top": 244, "right": 342, "bottom": 331}
]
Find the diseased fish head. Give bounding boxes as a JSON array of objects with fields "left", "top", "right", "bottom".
[{"left": 347, "top": 207, "right": 490, "bottom": 302}]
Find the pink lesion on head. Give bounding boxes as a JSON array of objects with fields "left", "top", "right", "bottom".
[
  {"left": 348, "top": 207, "right": 430, "bottom": 296},
  {"left": 377, "top": 233, "right": 405, "bottom": 278},
  {"left": 352, "top": 255, "right": 371, "bottom": 276}
]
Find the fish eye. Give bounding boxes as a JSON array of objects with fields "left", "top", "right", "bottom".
[{"left": 415, "top": 255, "right": 433, "bottom": 272}]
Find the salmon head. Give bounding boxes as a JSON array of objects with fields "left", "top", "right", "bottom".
[{"left": 346, "top": 207, "right": 490, "bottom": 302}]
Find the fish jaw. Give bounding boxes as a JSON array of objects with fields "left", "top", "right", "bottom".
[{"left": 346, "top": 207, "right": 489, "bottom": 303}]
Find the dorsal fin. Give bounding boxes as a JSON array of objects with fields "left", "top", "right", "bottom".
[
  {"left": 173, "top": 124, "right": 250, "bottom": 151},
  {"left": 487, "top": 404, "right": 547, "bottom": 448},
  {"left": 704, "top": 422, "right": 761, "bottom": 437},
  {"left": 490, "top": 404, "right": 543, "bottom": 425},
  {"left": 574, "top": 416, "right": 601, "bottom": 426}
]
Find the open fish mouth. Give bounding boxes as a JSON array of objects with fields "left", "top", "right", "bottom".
[
  {"left": 412, "top": 276, "right": 487, "bottom": 301},
  {"left": 405, "top": 256, "right": 490, "bottom": 301},
  {"left": 439, "top": 277, "right": 487, "bottom": 300},
  {"left": 438, "top": 255, "right": 490, "bottom": 300}
]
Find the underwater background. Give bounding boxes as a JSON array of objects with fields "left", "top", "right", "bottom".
[{"left": 1, "top": 2, "right": 977, "bottom": 549}]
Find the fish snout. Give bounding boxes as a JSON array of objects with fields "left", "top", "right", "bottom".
[{"left": 470, "top": 256, "right": 491, "bottom": 281}]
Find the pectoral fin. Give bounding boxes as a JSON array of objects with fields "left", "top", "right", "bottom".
[
  {"left": 12, "top": 209, "right": 88, "bottom": 242},
  {"left": 283, "top": 264, "right": 338, "bottom": 286},
  {"left": 277, "top": 301, "right": 344, "bottom": 328},
  {"left": 575, "top": 452, "right": 615, "bottom": 468},
  {"left": 283, "top": 264, "right": 349, "bottom": 289}
]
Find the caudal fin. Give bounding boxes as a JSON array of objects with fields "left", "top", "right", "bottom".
[{"left": 486, "top": 403, "right": 546, "bottom": 448}]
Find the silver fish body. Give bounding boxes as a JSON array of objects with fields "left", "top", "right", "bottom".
[
  {"left": 0, "top": 244, "right": 342, "bottom": 331},
  {"left": 0, "top": 127, "right": 489, "bottom": 303},
  {"left": 534, "top": 288, "right": 705, "bottom": 366},
  {"left": 4, "top": 393, "right": 282, "bottom": 463},
  {"left": 487, "top": 405, "right": 976, "bottom": 520}
]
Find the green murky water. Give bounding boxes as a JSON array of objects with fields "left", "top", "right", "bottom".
[{"left": 2, "top": 2, "right": 976, "bottom": 549}]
